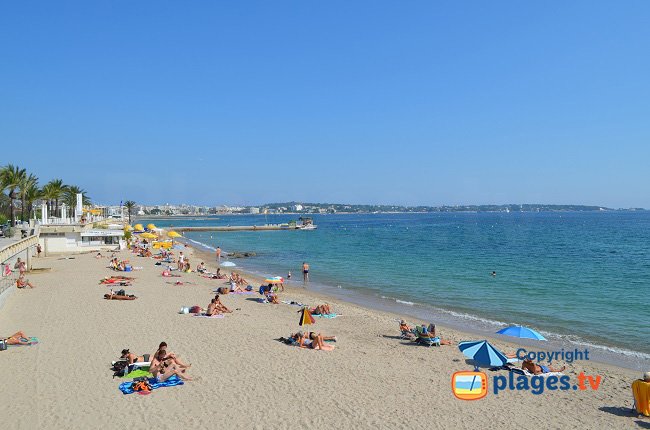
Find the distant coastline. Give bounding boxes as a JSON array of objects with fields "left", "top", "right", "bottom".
[{"left": 132, "top": 203, "right": 646, "bottom": 219}]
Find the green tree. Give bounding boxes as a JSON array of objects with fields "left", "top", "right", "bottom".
[
  {"left": 124, "top": 200, "right": 136, "bottom": 224},
  {"left": 23, "top": 181, "right": 41, "bottom": 221},
  {"left": 18, "top": 173, "right": 38, "bottom": 221},
  {"left": 41, "top": 179, "right": 66, "bottom": 218},
  {"left": 0, "top": 164, "right": 27, "bottom": 226},
  {"left": 63, "top": 185, "right": 91, "bottom": 210}
]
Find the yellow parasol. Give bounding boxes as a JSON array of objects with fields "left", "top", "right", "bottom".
[
  {"left": 147, "top": 223, "right": 156, "bottom": 231},
  {"left": 140, "top": 232, "right": 157, "bottom": 239},
  {"left": 298, "top": 307, "right": 315, "bottom": 327},
  {"left": 167, "top": 231, "right": 182, "bottom": 238},
  {"left": 134, "top": 224, "right": 144, "bottom": 232},
  {"left": 124, "top": 225, "right": 134, "bottom": 231}
]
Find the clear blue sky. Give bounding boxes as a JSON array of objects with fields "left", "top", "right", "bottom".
[{"left": 2, "top": 1, "right": 649, "bottom": 208}]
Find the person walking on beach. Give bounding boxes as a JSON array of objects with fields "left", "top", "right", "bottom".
[
  {"left": 36, "top": 243, "right": 42, "bottom": 258},
  {"left": 216, "top": 246, "right": 221, "bottom": 265},
  {"left": 302, "top": 262, "right": 310, "bottom": 283}
]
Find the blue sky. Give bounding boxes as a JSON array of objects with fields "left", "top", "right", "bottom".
[{"left": 1, "top": 1, "right": 649, "bottom": 208}]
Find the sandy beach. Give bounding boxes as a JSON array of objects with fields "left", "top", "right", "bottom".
[{"left": 0, "top": 244, "right": 645, "bottom": 429}]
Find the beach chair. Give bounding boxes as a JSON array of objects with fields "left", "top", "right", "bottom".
[
  {"left": 632, "top": 379, "right": 650, "bottom": 417},
  {"left": 415, "top": 327, "right": 440, "bottom": 347},
  {"left": 398, "top": 323, "right": 417, "bottom": 340}
]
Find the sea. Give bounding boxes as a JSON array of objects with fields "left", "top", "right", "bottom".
[{"left": 141, "top": 212, "right": 650, "bottom": 371}]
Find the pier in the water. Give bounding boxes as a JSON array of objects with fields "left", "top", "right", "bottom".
[{"left": 175, "top": 224, "right": 312, "bottom": 232}]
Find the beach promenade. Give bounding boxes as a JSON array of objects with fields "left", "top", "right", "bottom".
[{"left": 0, "top": 245, "right": 643, "bottom": 429}]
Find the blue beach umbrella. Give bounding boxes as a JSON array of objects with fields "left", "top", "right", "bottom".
[
  {"left": 458, "top": 340, "right": 508, "bottom": 369},
  {"left": 496, "top": 326, "right": 546, "bottom": 341}
]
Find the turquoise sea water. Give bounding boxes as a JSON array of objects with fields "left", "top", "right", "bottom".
[{"left": 144, "top": 212, "right": 650, "bottom": 369}]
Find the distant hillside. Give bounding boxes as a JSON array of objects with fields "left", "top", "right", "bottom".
[{"left": 261, "top": 202, "right": 643, "bottom": 213}]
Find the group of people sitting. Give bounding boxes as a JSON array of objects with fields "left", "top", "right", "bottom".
[
  {"left": 229, "top": 272, "right": 248, "bottom": 287},
  {"left": 120, "top": 341, "right": 192, "bottom": 382},
  {"left": 12, "top": 259, "right": 35, "bottom": 289},
  {"left": 311, "top": 304, "right": 332, "bottom": 315},
  {"left": 109, "top": 258, "right": 130, "bottom": 271},
  {"left": 205, "top": 294, "right": 232, "bottom": 316}
]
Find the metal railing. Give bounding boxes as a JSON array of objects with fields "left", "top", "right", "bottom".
[{"left": 0, "top": 235, "right": 39, "bottom": 296}]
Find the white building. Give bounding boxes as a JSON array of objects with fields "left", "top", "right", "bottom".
[
  {"left": 248, "top": 207, "right": 260, "bottom": 214},
  {"left": 292, "top": 204, "right": 303, "bottom": 212}
]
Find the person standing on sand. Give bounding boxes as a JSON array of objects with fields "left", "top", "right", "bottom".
[
  {"left": 302, "top": 262, "right": 310, "bottom": 283},
  {"left": 36, "top": 243, "right": 42, "bottom": 257},
  {"left": 216, "top": 246, "right": 221, "bottom": 265}
]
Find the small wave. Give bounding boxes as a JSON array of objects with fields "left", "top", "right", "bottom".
[
  {"left": 396, "top": 299, "right": 415, "bottom": 306},
  {"left": 186, "top": 238, "right": 216, "bottom": 251}
]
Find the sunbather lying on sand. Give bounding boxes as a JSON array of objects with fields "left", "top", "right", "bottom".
[
  {"left": 104, "top": 291, "right": 137, "bottom": 300},
  {"left": 120, "top": 349, "right": 150, "bottom": 364},
  {"left": 311, "top": 304, "right": 332, "bottom": 315},
  {"left": 5, "top": 331, "right": 36, "bottom": 345},
  {"left": 522, "top": 358, "right": 566, "bottom": 375},
  {"left": 291, "top": 331, "right": 336, "bottom": 350}
]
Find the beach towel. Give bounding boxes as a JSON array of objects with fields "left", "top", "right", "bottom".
[
  {"left": 122, "top": 368, "right": 153, "bottom": 379},
  {"left": 118, "top": 375, "right": 184, "bottom": 395},
  {"left": 193, "top": 313, "right": 225, "bottom": 318},
  {"left": 313, "top": 313, "right": 340, "bottom": 318},
  {"left": 7, "top": 337, "right": 39, "bottom": 347},
  {"left": 281, "top": 300, "right": 305, "bottom": 307},
  {"left": 213, "top": 289, "right": 253, "bottom": 294}
]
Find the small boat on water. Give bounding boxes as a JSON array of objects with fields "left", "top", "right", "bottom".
[{"left": 298, "top": 217, "right": 317, "bottom": 230}]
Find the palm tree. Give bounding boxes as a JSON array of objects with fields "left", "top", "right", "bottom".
[
  {"left": 0, "top": 164, "right": 27, "bottom": 226},
  {"left": 18, "top": 173, "right": 38, "bottom": 221},
  {"left": 42, "top": 179, "right": 66, "bottom": 218},
  {"left": 24, "top": 182, "right": 41, "bottom": 220},
  {"left": 64, "top": 185, "right": 91, "bottom": 210},
  {"left": 124, "top": 200, "right": 136, "bottom": 224}
]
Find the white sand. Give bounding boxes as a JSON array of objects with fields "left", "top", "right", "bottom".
[{"left": 0, "top": 246, "right": 645, "bottom": 429}]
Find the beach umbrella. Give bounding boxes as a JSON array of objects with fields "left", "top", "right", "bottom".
[
  {"left": 298, "top": 307, "right": 315, "bottom": 327},
  {"left": 458, "top": 340, "right": 508, "bottom": 369},
  {"left": 134, "top": 224, "right": 144, "bottom": 232},
  {"left": 496, "top": 326, "right": 546, "bottom": 341},
  {"left": 220, "top": 261, "right": 236, "bottom": 267},
  {"left": 147, "top": 223, "right": 156, "bottom": 231},
  {"left": 124, "top": 225, "right": 134, "bottom": 231},
  {"left": 265, "top": 277, "right": 284, "bottom": 284},
  {"left": 167, "top": 231, "right": 181, "bottom": 238},
  {"left": 140, "top": 232, "right": 157, "bottom": 239}
]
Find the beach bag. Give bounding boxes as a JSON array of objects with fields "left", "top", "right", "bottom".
[
  {"left": 112, "top": 360, "right": 129, "bottom": 378},
  {"left": 189, "top": 305, "right": 201, "bottom": 314},
  {"left": 0, "top": 338, "right": 7, "bottom": 351},
  {"left": 179, "top": 307, "right": 189, "bottom": 314}
]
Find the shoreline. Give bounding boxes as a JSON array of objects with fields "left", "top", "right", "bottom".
[
  {"left": 0, "top": 240, "right": 645, "bottom": 428},
  {"left": 186, "top": 239, "right": 649, "bottom": 373}
]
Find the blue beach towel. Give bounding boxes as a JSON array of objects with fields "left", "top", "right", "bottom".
[
  {"left": 313, "top": 313, "right": 339, "bottom": 318},
  {"left": 118, "top": 375, "right": 184, "bottom": 395}
]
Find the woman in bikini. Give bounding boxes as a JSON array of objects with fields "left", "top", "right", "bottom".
[
  {"left": 120, "top": 349, "right": 150, "bottom": 364},
  {"left": 5, "top": 331, "right": 36, "bottom": 345},
  {"left": 150, "top": 349, "right": 193, "bottom": 382}
]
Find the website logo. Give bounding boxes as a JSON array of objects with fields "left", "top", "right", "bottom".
[{"left": 451, "top": 371, "right": 488, "bottom": 400}]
